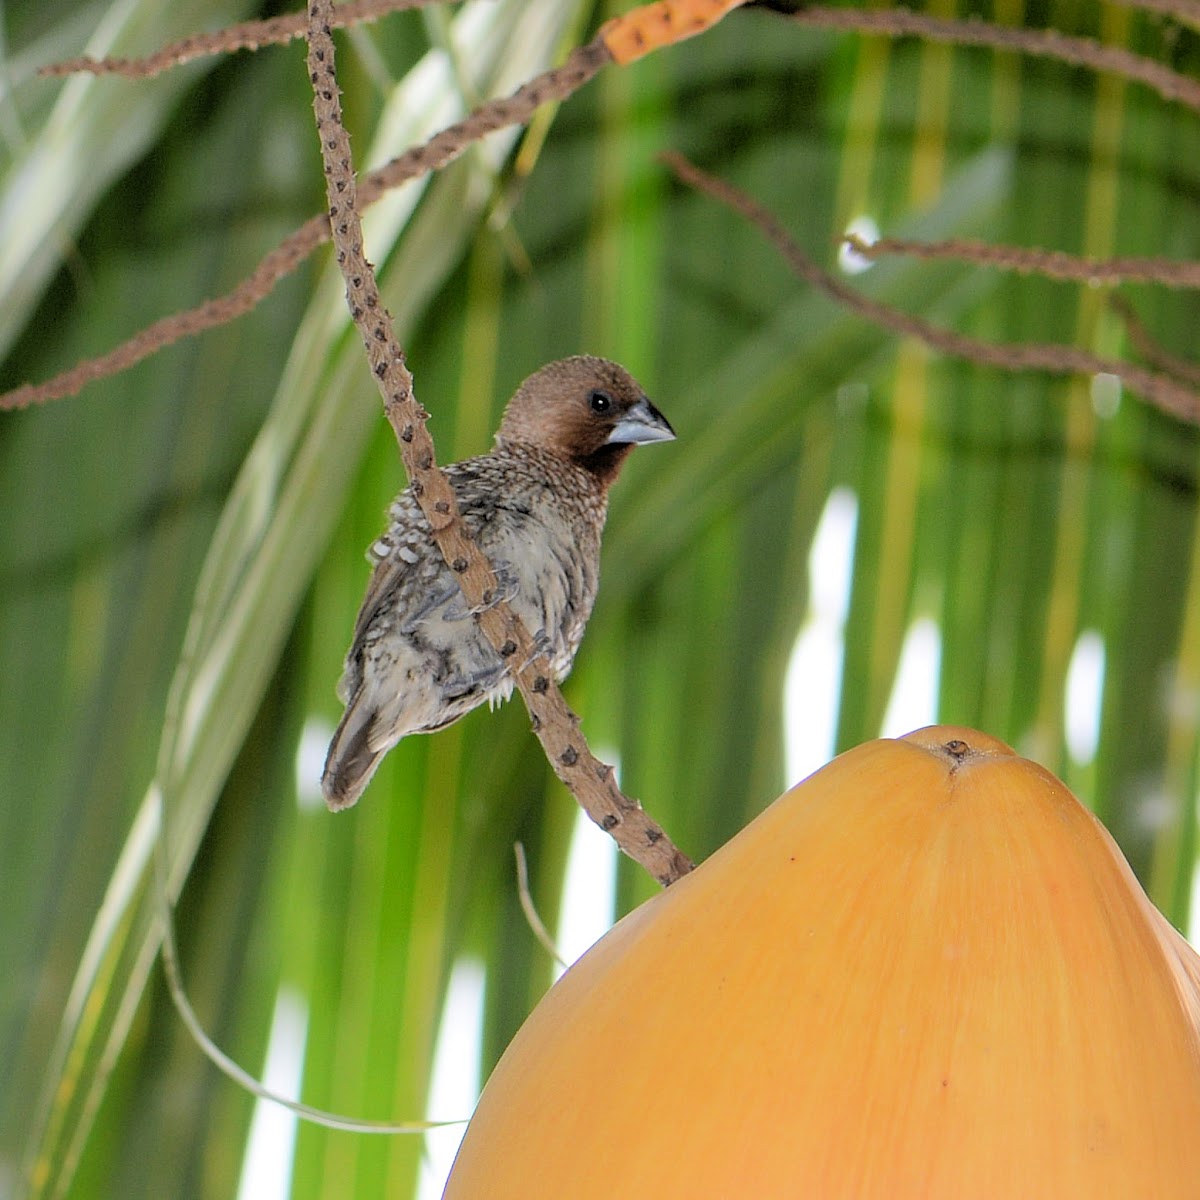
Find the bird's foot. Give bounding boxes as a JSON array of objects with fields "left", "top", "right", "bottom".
[
  {"left": 443, "top": 562, "right": 518, "bottom": 620},
  {"left": 519, "top": 628, "right": 555, "bottom": 672}
]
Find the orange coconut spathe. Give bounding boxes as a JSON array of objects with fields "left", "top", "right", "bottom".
[{"left": 445, "top": 727, "right": 1200, "bottom": 1199}]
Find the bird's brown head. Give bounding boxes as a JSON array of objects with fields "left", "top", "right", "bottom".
[{"left": 495, "top": 356, "right": 675, "bottom": 486}]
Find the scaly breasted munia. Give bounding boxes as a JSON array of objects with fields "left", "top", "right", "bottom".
[{"left": 321, "top": 356, "right": 675, "bottom": 810}]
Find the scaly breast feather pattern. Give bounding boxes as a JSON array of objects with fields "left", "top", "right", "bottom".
[{"left": 339, "top": 444, "right": 605, "bottom": 741}]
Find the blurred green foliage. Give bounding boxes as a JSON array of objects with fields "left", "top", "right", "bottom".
[{"left": 1, "top": 1, "right": 1198, "bottom": 1196}]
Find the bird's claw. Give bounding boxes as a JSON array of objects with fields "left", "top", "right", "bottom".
[
  {"left": 443, "top": 562, "right": 518, "bottom": 620},
  {"left": 519, "top": 628, "right": 555, "bottom": 671}
]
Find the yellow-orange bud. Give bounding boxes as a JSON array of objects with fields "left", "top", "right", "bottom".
[{"left": 446, "top": 727, "right": 1200, "bottom": 1198}]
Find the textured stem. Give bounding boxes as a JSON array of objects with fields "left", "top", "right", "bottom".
[
  {"left": 306, "top": 2, "right": 692, "bottom": 886},
  {"left": 841, "top": 234, "right": 1200, "bottom": 291},
  {"left": 39, "top": 0, "right": 438, "bottom": 79},
  {"left": 789, "top": 6, "right": 1200, "bottom": 113}
]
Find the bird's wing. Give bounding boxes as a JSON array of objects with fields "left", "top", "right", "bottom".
[
  {"left": 339, "top": 460, "right": 509, "bottom": 697},
  {"left": 349, "top": 545, "right": 452, "bottom": 649}
]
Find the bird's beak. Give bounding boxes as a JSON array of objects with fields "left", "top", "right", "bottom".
[{"left": 606, "top": 397, "right": 676, "bottom": 445}]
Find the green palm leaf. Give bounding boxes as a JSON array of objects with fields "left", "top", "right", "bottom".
[{"left": 2, "top": 2, "right": 1197, "bottom": 1196}]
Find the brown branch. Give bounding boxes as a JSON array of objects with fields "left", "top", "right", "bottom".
[
  {"left": 1, "top": 38, "right": 611, "bottom": 411},
  {"left": 787, "top": 6, "right": 1200, "bottom": 113},
  {"left": 1109, "top": 295, "right": 1200, "bottom": 388},
  {"left": 1107, "top": 0, "right": 1200, "bottom": 36},
  {"left": 39, "top": 0, "right": 438, "bottom": 80},
  {"left": 1, "top": 217, "right": 326, "bottom": 411},
  {"left": 663, "top": 152, "right": 1200, "bottom": 426},
  {"left": 307, "top": 2, "right": 692, "bottom": 887},
  {"left": 842, "top": 234, "right": 1200, "bottom": 290},
  {"left": 17, "top": 1, "right": 1195, "bottom": 413}
]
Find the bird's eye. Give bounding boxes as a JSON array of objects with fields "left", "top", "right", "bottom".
[{"left": 588, "top": 390, "right": 613, "bottom": 414}]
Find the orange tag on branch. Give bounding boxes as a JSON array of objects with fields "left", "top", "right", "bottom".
[{"left": 599, "top": 0, "right": 748, "bottom": 65}]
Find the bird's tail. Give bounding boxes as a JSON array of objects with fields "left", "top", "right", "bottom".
[{"left": 321, "top": 696, "right": 387, "bottom": 811}]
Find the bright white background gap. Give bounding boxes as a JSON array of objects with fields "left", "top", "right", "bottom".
[
  {"left": 416, "top": 959, "right": 486, "bottom": 1200},
  {"left": 784, "top": 487, "right": 857, "bottom": 784},
  {"left": 236, "top": 988, "right": 308, "bottom": 1200},
  {"left": 417, "top": 776, "right": 619, "bottom": 1190}
]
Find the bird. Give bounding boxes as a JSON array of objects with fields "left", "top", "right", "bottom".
[{"left": 321, "top": 355, "right": 675, "bottom": 810}]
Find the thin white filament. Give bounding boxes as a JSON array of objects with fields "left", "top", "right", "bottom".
[{"left": 151, "top": 783, "right": 459, "bottom": 1135}]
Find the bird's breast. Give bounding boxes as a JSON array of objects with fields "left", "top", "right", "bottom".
[{"left": 485, "top": 494, "right": 602, "bottom": 674}]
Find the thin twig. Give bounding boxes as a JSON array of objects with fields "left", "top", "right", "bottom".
[
  {"left": 1, "top": 39, "right": 611, "bottom": 411},
  {"left": 1109, "top": 294, "right": 1200, "bottom": 387},
  {"left": 787, "top": 6, "right": 1200, "bottom": 113},
  {"left": 514, "top": 843, "right": 566, "bottom": 965},
  {"left": 664, "top": 152, "right": 1200, "bottom": 425},
  {"left": 39, "top": 0, "right": 437, "bottom": 79},
  {"left": 1107, "top": 0, "right": 1200, "bottom": 35},
  {"left": 308, "top": 2, "right": 692, "bottom": 886},
  {"left": 842, "top": 234, "right": 1200, "bottom": 290},
  {"left": 0, "top": 218, "right": 324, "bottom": 410}
]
